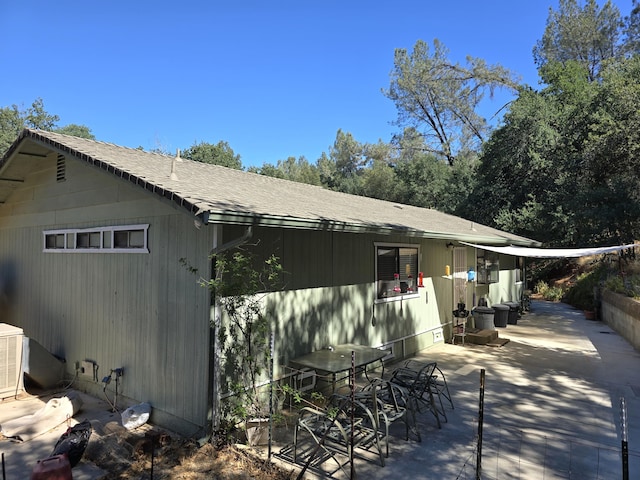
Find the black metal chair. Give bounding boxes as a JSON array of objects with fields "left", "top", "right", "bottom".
[
  {"left": 356, "top": 377, "right": 419, "bottom": 456},
  {"left": 293, "top": 392, "right": 386, "bottom": 472},
  {"left": 430, "top": 364, "right": 454, "bottom": 413},
  {"left": 389, "top": 361, "right": 443, "bottom": 428}
]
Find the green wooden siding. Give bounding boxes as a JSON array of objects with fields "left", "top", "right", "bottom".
[{"left": 0, "top": 155, "right": 213, "bottom": 433}]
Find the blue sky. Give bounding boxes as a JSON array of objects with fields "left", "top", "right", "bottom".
[{"left": 0, "top": 1, "right": 630, "bottom": 167}]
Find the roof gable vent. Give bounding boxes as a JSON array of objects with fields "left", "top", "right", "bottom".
[{"left": 56, "top": 154, "right": 66, "bottom": 182}]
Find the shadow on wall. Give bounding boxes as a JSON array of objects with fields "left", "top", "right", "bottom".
[{"left": 0, "top": 259, "right": 17, "bottom": 323}]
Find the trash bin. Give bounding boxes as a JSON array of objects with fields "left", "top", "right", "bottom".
[
  {"left": 504, "top": 301, "right": 520, "bottom": 324},
  {"left": 492, "top": 304, "right": 509, "bottom": 327},
  {"left": 472, "top": 306, "right": 495, "bottom": 330}
]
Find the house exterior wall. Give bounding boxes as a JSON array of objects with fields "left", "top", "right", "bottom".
[
  {"left": 222, "top": 226, "right": 524, "bottom": 375},
  {"left": 0, "top": 153, "right": 214, "bottom": 435},
  {"left": 473, "top": 253, "right": 525, "bottom": 308},
  {"left": 0, "top": 148, "right": 526, "bottom": 435}
]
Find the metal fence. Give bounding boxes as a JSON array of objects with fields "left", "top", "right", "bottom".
[{"left": 454, "top": 374, "right": 638, "bottom": 480}]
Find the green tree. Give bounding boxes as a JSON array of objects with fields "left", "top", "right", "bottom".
[
  {"left": 466, "top": 83, "right": 574, "bottom": 244},
  {"left": 247, "top": 163, "right": 286, "bottom": 179},
  {"left": 468, "top": 54, "right": 640, "bottom": 246},
  {"left": 182, "top": 141, "right": 242, "bottom": 169},
  {"left": 1, "top": 98, "right": 94, "bottom": 153},
  {"left": 54, "top": 124, "right": 96, "bottom": 139},
  {"left": 318, "top": 129, "right": 367, "bottom": 194},
  {"left": 579, "top": 55, "right": 640, "bottom": 243},
  {"left": 394, "top": 152, "right": 451, "bottom": 210},
  {"left": 24, "top": 98, "right": 60, "bottom": 130},
  {"left": 385, "top": 39, "right": 519, "bottom": 166},
  {"left": 533, "top": 0, "right": 622, "bottom": 81},
  {"left": 1, "top": 98, "right": 60, "bottom": 153},
  {"left": 0, "top": 105, "right": 23, "bottom": 154},
  {"left": 359, "top": 140, "right": 400, "bottom": 202},
  {"left": 621, "top": 0, "right": 640, "bottom": 56},
  {"left": 249, "top": 156, "right": 321, "bottom": 185}
]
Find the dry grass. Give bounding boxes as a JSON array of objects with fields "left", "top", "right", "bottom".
[{"left": 85, "top": 427, "right": 296, "bottom": 479}]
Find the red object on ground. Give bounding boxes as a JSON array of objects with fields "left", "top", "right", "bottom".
[{"left": 30, "top": 454, "right": 72, "bottom": 480}]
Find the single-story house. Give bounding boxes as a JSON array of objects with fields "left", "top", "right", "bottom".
[{"left": 0, "top": 128, "right": 539, "bottom": 436}]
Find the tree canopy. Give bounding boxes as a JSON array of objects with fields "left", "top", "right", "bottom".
[
  {"left": 533, "top": 0, "right": 622, "bottom": 81},
  {"left": 467, "top": 55, "right": 640, "bottom": 246},
  {"left": 385, "top": 39, "right": 520, "bottom": 165},
  {"left": 181, "top": 141, "right": 242, "bottom": 169},
  {"left": 0, "top": 98, "right": 93, "bottom": 153}
]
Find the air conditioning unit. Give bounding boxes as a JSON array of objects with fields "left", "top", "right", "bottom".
[{"left": 0, "top": 323, "right": 24, "bottom": 399}]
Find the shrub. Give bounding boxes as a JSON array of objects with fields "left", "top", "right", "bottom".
[
  {"left": 534, "top": 280, "right": 564, "bottom": 302},
  {"left": 564, "top": 266, "right": 605, "bottom": 310},
  {"left": 545, "top": 286, "right": 565, "bottom": 302},
  {"left": 535, "top": 280, "right": 550, "bottom": 297},
  {"left": 605, "top": 273, "right": 640, "bottom": 299}
]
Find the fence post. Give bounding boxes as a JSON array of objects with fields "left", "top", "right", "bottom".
[
  {"left": 268, "top": 332, "right": 275, "bottom": 459},
  {"left": 477, "top": 368, "right": 485, "bottom": 480},
  {"left": 351, "top": 350, "right": 356, "bottom": 480},
  {"left": 621, "top": 396, "right": 629, "bottom": 480}
]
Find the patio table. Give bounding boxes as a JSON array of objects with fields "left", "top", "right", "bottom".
[{"left": 290, "top": 344, "right": 389, "bottom": 391}]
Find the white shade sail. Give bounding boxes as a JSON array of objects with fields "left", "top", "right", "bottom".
[{"left": 461, "top": 242, "right": 637, "bottom": 258}]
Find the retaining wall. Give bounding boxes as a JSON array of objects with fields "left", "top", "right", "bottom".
[{"left": 601, "top": 289, "right": 640, "bottom": 352}]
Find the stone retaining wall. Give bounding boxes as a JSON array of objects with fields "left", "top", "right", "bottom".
[{"left": 601, "top": 289, "right": 640, "bottom": 352}]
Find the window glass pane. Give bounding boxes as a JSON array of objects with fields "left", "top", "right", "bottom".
[
  {"left": 377, "top": 245, "right": 418, "bottom": 299},
  {"left": 45, "top": 234, "right": 64, "bottom": 249},
  {"left": 114, "top": 231, "right": 128, "bottom": 248},
  {"left": 77, "top": 233, "right": 89, "bottom": 248},
  {"left": 399, "top": 247, "right": 418, "bottom": 292},
  {"left": 89, "top": 232, "right": 101, "bottom": 248},
  {"left": 129, "top": 230, "right": 144, "bottom": 248},
  {"left": 377, "top": 248, "right": 397, "bottom": 281}
]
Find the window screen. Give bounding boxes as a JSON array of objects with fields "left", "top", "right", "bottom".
[{"left": 376, "top": 245, "right": 419, "bottom": 299}]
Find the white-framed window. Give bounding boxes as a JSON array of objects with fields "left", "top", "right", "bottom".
[
  {"left": 375, "top": 242, "right": 420, "bottom": 302},
  {"left": 43, "top": 224, "right": 150, "bottom": 253}
]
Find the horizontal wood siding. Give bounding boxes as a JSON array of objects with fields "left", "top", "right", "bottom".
[{"left": 0, "top": 155, "right": 213, "bottom": 432}]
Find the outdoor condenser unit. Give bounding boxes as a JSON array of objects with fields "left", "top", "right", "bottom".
[{"left": 0, "top": 323, "right": 24, "bottom": 399}]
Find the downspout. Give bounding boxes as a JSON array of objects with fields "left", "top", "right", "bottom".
[{"left": 207, "top": 225, "right": 253, "bottom": 440}]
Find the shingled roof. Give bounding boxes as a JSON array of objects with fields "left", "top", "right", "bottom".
[{"left": 0, "top": 129, "right": 539, "bottom": 246}]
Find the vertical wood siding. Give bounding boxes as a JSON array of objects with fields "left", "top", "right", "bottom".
[{"left": 0, "top": 156, "right": 213, "bottom": 432}]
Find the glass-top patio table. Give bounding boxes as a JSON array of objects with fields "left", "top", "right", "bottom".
[{"left": 290, "top": 344, "right": 389, "bottom": 391}]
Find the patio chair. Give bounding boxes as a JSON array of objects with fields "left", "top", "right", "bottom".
[
  {"left": 389, "top": 361, "right": 443, "bottom": 429},
  {"left": 430, "top": 364, "right": 454, "bottom": 412},
  {"left": 293, "top": 404, "right": 354, "bottom": 476},
  {"left": 357, "top": 377, "right": 420, "bottom": 455},
  {"left": 402, "top": 360, "right": 453, "bottom": 421},
  {"left": 401, "top": 360, "right": 453, "bottom": 421},
  {"left": 293, "top": 393, "right": 386, "bottom": 472}
]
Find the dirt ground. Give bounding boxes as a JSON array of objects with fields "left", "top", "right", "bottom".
[{"left": 84, "top": 424, "right": 297, "bottom": 479}]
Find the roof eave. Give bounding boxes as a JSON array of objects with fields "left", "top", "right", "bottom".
[{"left": 202, "top": 211, "right": 539, "bottom": 245}]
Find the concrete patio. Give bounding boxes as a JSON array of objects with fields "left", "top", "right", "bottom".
[{"left": 273, "top": 299, "right": 640, "bottom": 479}]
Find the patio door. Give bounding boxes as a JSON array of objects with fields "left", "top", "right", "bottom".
[{"left": 453, "top": 247, "right": 467, "bottom": 308}]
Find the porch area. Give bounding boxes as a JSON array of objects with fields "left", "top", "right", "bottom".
[{"left": 270, "top": 299, "right": 640, "bottom": 479}]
